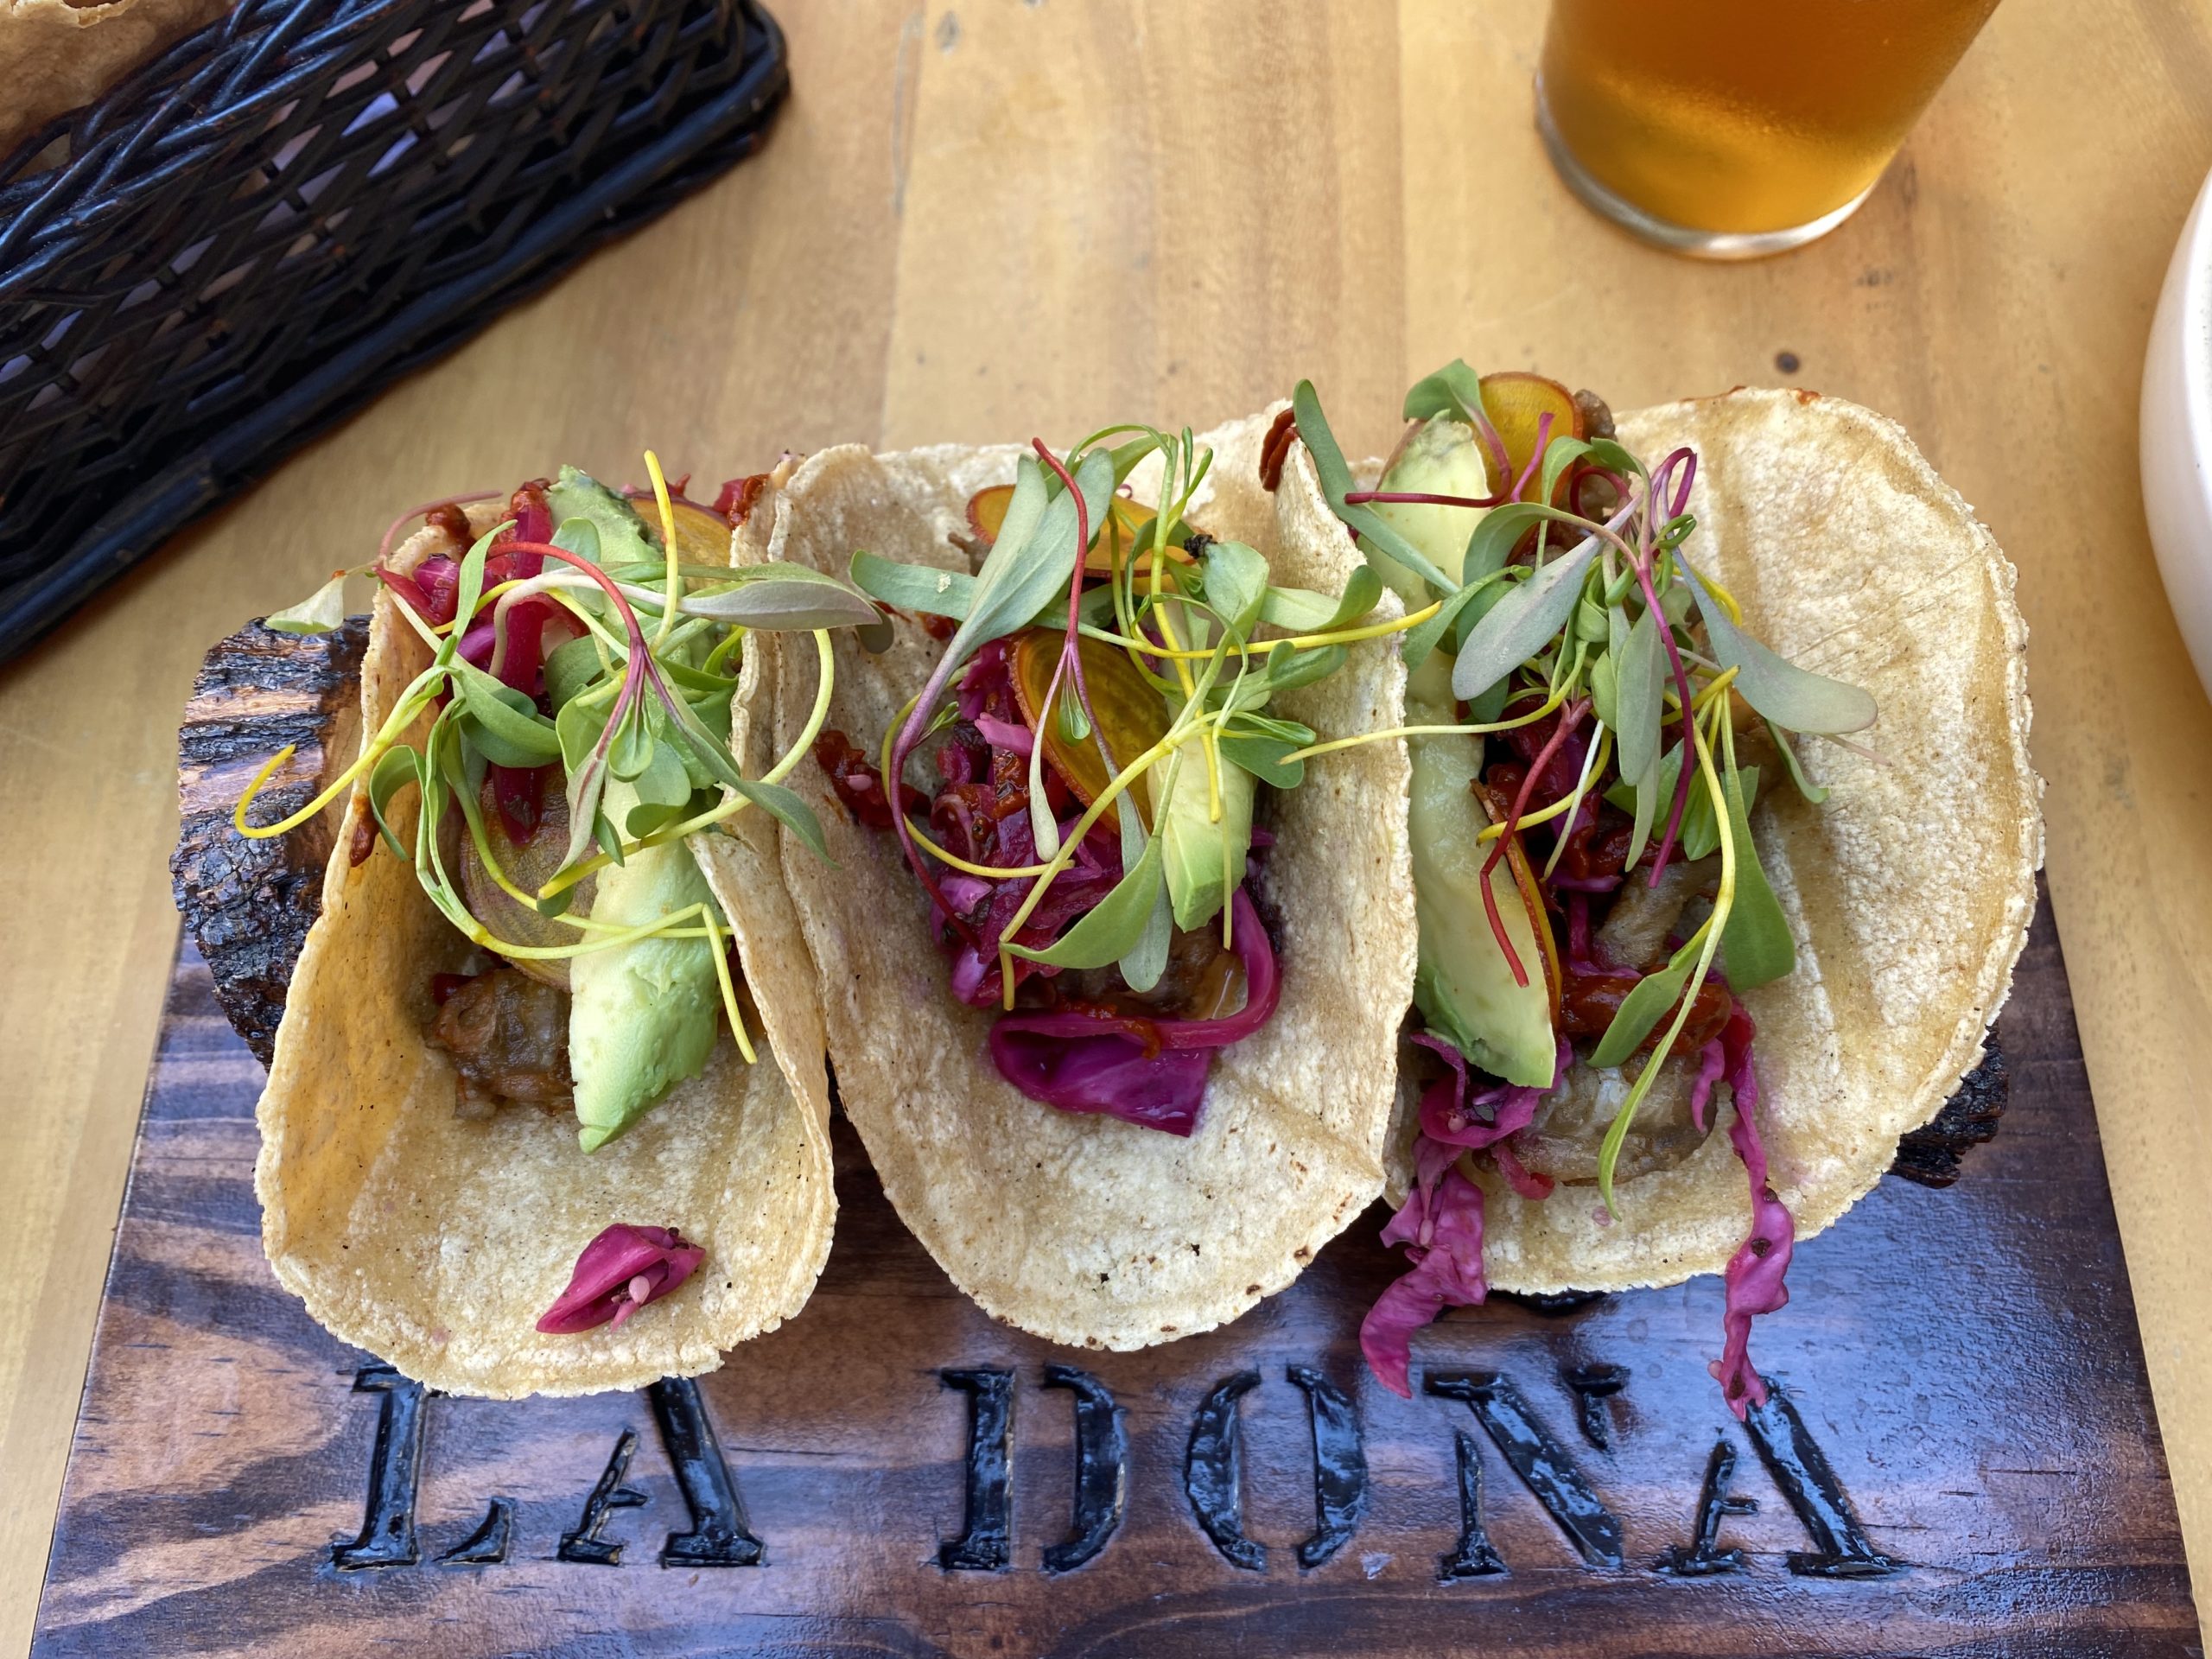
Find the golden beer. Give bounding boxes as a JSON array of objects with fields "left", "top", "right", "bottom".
[{"left": 1538, "top": 0, "right": 2001, "bottom": 255}]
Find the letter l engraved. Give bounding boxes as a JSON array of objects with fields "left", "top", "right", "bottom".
[
  {"left": 649, "top": 1376, "right": 764, "bottom": 1567},
  {"left": 1743, "top": 1382, "right": 1904, "bottom": 1578},
  {"left": 559, "top": 1429, "right": 650, "bottom": 1565},
  {"left": 1042, "top": 1364, "right": 1127, "bottom": 1574},
  {"left": 1287, "top": 1365, "right": 1369, "bottom": 1569},
  {"left": 938, "top": 1369, "right": 1014, "bottom": 1570},
  {"left": 332, "top": 1365, "right": 426, "bottom": 1570},
  {"left": 1427, "top": 1371, "right": 1624, "bottom": 1568},
  {"left": 1654, "top": 1437, "right": 1756, "bottom": 1576},
  {"left": 1184, "top": 1370, "right": 1265, "bottom": 1571}
]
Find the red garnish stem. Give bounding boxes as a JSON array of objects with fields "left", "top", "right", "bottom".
[
  {"left": 1342, "top": 488, "right": 1510, "bottom": 510},
  {"left": 1478, "top": 698, "right": 1588, "bottom": 988},
  {"left": 1507, "top": 411, "right": 1554, "bottom": 504},
  {"left": 1027, "top": 438, "right": 1107, "bottom": 785}
]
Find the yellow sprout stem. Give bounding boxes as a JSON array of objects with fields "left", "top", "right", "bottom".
[
  {"left": 645, "top": 450, "right": 681, "bottom": 652},
  {"left": 698, "top": 904, "right": 757, "bottom": 1065},
  {"left": 1593, "top": 698, "right": 1739, "bottom": 1218},
  {"left": 1285, "top": 687, "right": 1570, "bottom": 766},
  {"left": 233, "top": 669, "right": 444, "bottom": 840}
]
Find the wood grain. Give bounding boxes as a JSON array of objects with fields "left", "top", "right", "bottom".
[
  {"left": 27, "top": 907, "right": 2201, "bottom": 1656},
  {"left": 6, "top": 0, "right": 2212, "bottom": 1650}
]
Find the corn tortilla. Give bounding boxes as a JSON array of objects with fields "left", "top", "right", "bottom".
[
  {"left": 254, "top": 503, "right": 836, "bottom": 1397},
  {"left": 1311, "top": 387, "right": 2042, "bottom": 1293},
  {"left": 744, "top": 410, "right": 1419, "bottom": 1349}
]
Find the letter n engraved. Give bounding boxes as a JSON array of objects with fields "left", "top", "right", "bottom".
[
  {"left": 1184, "top": 1370, "right": 1264, "bottom": 1570},
  {"left": 1287, "top": 1365, "right": 1368, "bottom": 1569},
  {"left": 1427, "top": 1372, "right": 1624, "bottom": 1568},
  {"left": 1042, "top": 1364, "right": 1126, "bottom": 1574},
  {"left": 1655, "top": 1438, "right": 1757, "bottom": 1576},
  {"left": 332, "top": 1365, "right": 426, "bottom": 1570},
  {"left": 938, "top": 1369, "right": 1014, "bottom": 1571},
  {"left": 1439, "top": 1429, "right": 1507, "bottom": 1580},
  {"left": 650, "top": 1376, "right": 764, "bottom": 1567},
  {"left": 1743, "top": 1383, "right": 1903, "bottom": 1578},
  {"left": 560, "top": 1429, "right": 650, "bottom": 1565}
]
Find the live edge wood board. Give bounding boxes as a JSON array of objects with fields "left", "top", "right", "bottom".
[{"left": 29, "top": 903, "right": 2200, "bottom": 1656}]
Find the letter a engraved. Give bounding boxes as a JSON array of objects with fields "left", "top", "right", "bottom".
[
  {"left": 1427, "top": 1372, "right": 1624, "bottom": 1569},
  {"left": 1287, "top": 1365, "right": 1369, "bottom": 1569},
  {"left": 1185, "top": 1370, "right": 1265, "bottom": 1570},
  {"left": 332, "top": 1365, "right": 427, "bottom": 1570},
  {"left": 1439, "top": 1429, "right": 1508, "bottom": 1580},
  {"left": 649, "top": 1376, "right": 764, "bottom": 1567},
  {"left": 559, "top": 1429, "right": 651, "bottom": 1565},
  {"left": 938, "top": 1369, "right": 1014, "bottom": 1570},
  {"left": 1742, "top": 1382, "right": 1903, "bottom": 1578},
  {"left": 1042, "top": 1364, "right": 1127, "bottom": 1574},
  {"left": 437, "top": 1497, "right": 514, "bottom": 1567},
  {"left": 1655, "top": 1437, "right": 1757, "bottom": 1576}
]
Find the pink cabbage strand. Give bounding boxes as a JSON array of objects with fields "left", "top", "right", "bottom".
[
  {"left": 986, "top": 889, "right": 1281, "bottom": 1136},
  {"left": 1359, "top": 1037, "right": 1568, "bottom": 1396},
  {"left": 536, "top": 1224, "right": 705, "bottom": 1335},
  {"left": 1690, "top": 1002, "right": 1796, "bottom": 1418}
]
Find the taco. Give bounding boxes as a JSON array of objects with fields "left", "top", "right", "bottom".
[
  {"left": 1283, "top": 367, "right": 2039, "bottom": 1412},
  {"left": 239, "top": 464, "right": 884, "bottom": 1395},
  {"left": 738, "top": 413, "right": 1420, "bottom": 1348}
]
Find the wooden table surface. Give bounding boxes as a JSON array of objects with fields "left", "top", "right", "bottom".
[{"left": 3, "top": 1, "right": 2208, "bottom": 1650}]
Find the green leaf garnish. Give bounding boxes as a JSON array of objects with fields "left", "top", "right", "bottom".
[
  {"left": 1717, "top": 753, "right": 1795, "bottom": 989},
  {"left": 264, "top": 571, "right": 350, "bottom": 634},
  {"left": 1450, "top": 535, "right": 1599, "bottom": 703},
  {"left": 1590, "top": 934, "right": 1700, "bottom": 1068},
  {"left": 851, "top": 549, "right": 976, "bottom": 620},
  {"left": 1679, "top": 555, "right": 1876, "bottom": 734},
  {"left": 1004, "top": 824, "right": 1166, "bottom": 972}
]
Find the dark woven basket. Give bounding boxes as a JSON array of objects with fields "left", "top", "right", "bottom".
[{"left": 0, "top": 0, "right": 787, "bottom": 666}]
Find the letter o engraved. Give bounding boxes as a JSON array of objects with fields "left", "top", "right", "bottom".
[
  {"left": 332, "top": 1366, "right": 426, "bottom": 1570},
  {"left": 1042, "top": 1365, "right": 1127, "bottom": 1574},
  {"left": 938, "top": 1369, "right": 1015, "bottom": 1571},
  {"left": 1743, "top": 1384, "right": 1903, "bottom": 1578},
  {"left": 650, "top": 1376, "right": 764, "bottom": 1567},
  {"left": 1286, "top": 1365, "right": 1369, "bottom": 1569},
  {"left": 1427, "top": 1372, "right": 1624, "bottom": 1570},
  {"left": 1184, "top": 1370, "right": 1265, "bottom": 1571}
]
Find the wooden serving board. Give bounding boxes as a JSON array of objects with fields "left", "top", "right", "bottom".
[{"left": 29, "top": 901, "right": 2201, "bottom": 1657}]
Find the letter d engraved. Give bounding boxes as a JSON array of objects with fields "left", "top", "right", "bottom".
[
  {"left": 1427, "top": 1372, "right": 1624, "bottom": 1569},
  {"left": 1743, "top": 1382, "right": 1903, "bottom": 1578},
  {"left": 332, "top": 1365, "right": 426, "bottom": 1570},
  {"left": 938, "top": 1369, "right": 1014, "bottom": 1570},
  {"left": 649, "top": 1376, "right": 764, "bottom": 1567}
]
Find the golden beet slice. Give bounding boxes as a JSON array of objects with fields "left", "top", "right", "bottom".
[
  {"left": 1009, "top": 627, "right": 1169, "bottom": 827},
  {"left": 1479, "top": 371, "right": 1586, "bottom": 502},
  {"left": 626, "top": 493, "right": 736, "bottom": 564}
]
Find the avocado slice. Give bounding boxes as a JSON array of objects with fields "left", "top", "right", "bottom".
[
  {"left": 1403, "top": 652, "right": 1556, "bottom": 1088},
  {"left": 568, "top": 782, "right": 724, "bottom": 1151},
  {"left": 1147, "top": 744, "right": 1255, "bottom": 932},
  {"left": 1360, "top": 413, "right": 1494, "bottom": 605},
  {"left": 546, "top": 465, "right": 658, "bottom": 568}
]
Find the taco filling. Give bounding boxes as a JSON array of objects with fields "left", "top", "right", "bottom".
[
  {"left": 826, "top": 429, "right": 1406, "bottom": 1136},
  {"left": 239, "top": 460, "right": 882, "bottom": 1335},
  {"left": 1293, "top": 365, "right": 1878, "bottom": 1418}
]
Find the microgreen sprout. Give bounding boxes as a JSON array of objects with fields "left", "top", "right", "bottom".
[
  {"left": 235, "top": 458, "right": 887, "bottom": 1080},
  {"left": 1295, "top": 365, "right": 1878, "bottom": 1207},
  {"left": 854, "top": 425, "right": 1444, "bottom": 1015}
]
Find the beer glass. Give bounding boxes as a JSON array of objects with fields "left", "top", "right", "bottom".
[{"left": 1537, "top": 0, "right": 2002, "bottom": 258}]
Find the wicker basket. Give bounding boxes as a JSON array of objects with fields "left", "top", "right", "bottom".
[{"left": 0, "top": 0, "right": 787, "bottom": 664}]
